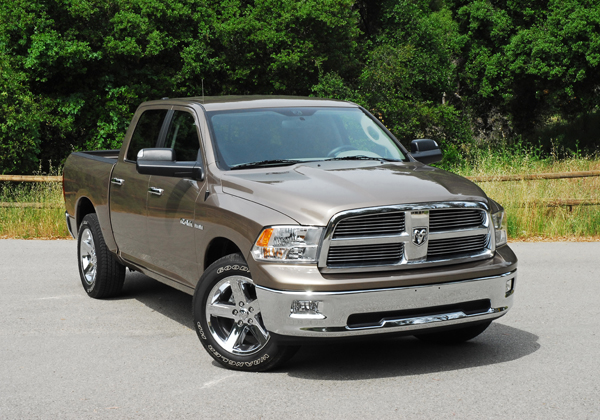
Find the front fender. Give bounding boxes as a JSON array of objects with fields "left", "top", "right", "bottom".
[{"left": 194, "top": 192, "right": 299, "bottom": 289}]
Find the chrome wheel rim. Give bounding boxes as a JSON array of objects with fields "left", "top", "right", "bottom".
[
  {"left": 79, "top": 228, "right": 97, "bottom": 286},
  {"left": 205, "top": 275, "right": 270, "bottom": 356}
]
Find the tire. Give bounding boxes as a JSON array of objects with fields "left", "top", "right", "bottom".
[
  {"left": 414, "top": 321, "right": 492, "bottom": 344},
  {"left": 77, "top": 213, "right": 125, "bottom": 299},
  {"left": 193, "top": 254, "right": 299, "bottom": 372}
]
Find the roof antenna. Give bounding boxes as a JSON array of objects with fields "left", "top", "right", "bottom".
[{"left": 202, "top": 79, "right": 205, "bottom": 104}]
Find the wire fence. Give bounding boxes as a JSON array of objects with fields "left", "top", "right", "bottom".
[
  {"left": 0, "top": 175, "right": 62, "bottom": 182},
  {"left": 465, "top": 170, "right": 600, "bottom": 182}
]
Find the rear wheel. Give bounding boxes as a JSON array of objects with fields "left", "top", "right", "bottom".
[
  {"left": 193, "top": 254, "right": 298, "bottom": 371},
  {"left": 414, "top": 321, "right": 492, "bottom": 344},
  {"left": 77, "top": 213, "right": 125, "bottom": 299}
]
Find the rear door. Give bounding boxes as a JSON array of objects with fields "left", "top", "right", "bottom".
[
  {"left": 145, "top": 107, "right": 206, "bottom": 286},
  {"left": 110, "top": 107, "right": 170, "bottom": 266}
]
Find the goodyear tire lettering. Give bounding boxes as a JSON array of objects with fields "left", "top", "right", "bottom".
[
  {"left": 207, "top": 344, "right": 270, "bottom": 367},
  {"left": 217, "top": 265, "right": 250, "bottom": 275},
  {"left": 196, "top": 322, "right": 207, "bottom": 340}
]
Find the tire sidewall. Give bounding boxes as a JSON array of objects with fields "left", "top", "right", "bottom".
[
  {"left": 193, "top": 255, "right": 283, "bottom": 371},
  {"left": 77, "top": 216, "right": 100, "bottom": 296}
]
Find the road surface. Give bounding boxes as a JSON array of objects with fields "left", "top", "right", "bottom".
[{"left": 0, "top": 240, "right": 598, "bottom": 419}]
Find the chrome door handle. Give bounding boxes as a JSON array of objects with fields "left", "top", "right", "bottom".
[
  {"left": 111, "top": 178, "right": 124, "bottom": 186},
  {"left": 148, "top": 187, "right": 164, "bottom": 196}
]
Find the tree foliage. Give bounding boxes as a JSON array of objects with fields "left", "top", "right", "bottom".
[
  {"left": 1, "top": 0, "right": 599, "bottom": 174},
  {"left": 452, "top": 0, "right": 600, "bottom": 140},
  {"left": 0, "top": 0, "right": 358, "bottom": 173}
]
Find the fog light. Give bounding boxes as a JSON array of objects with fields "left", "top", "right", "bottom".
[
  {"left": 506, "top": 278, "right": 514, "bottom": 296},
  {"left": 290, "top": 300, "right": 326, "bottom": 319}
]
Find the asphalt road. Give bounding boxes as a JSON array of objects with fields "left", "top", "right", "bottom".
[{"left": 1, "top": 240, "right": 599, "bottom": 419}]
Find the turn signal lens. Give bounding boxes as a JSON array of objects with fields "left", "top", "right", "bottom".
[
  {"left": 252, "top": 226, "right": 323, "bottom": 263},
  {"left": 492, "top": 210, "right": 508, "bottom": 247},
  {"left": 256, "top": 228, "right": 273, "bottom": 247}
]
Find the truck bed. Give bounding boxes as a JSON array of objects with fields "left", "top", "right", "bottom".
[{"left": 63, "top": 150, "right": 121, "bottom": 248}]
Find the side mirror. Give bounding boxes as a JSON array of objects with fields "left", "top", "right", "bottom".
[
  {"left": 410, "top": 139, "right": 443, "bottom": 164},
  {"left": 136, "top": 148, "right": 205, "bottom": 181},
  {"left": 137, "top": 148, "right": 176, "bottom": 162}
]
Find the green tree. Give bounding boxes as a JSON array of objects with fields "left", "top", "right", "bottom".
[
  {"left": 314, "top": 0, "right": 471, "bottom": 147},
  {"left": 2, "top": 0, "right": 599, "bottom": 174},
  {"left": 0, "top": 0, "right": 359, "bottom": 174},
  {"left": 451, "top": 0, "right": 600, "bottom": 142}
]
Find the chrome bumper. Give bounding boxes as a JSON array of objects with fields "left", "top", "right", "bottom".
[
  {"left": 65, "top": 212, "right": 76, "bottom": 239},
  {"left": 255, "top": 270, "right": 516, "bottom": 338}
]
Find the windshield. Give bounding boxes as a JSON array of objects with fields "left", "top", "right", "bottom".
[{"left": 206, "top": 107, "right": 408, "bottom": 169}]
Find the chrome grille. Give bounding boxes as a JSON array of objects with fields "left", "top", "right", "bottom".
[
  {"left": 327, "top": 243, "right": 404, "bottom": 267},
  {"left": 427, "top": 234, "right": 488, "bottom": 257},
  {"left": 319, "top": 202, "right": 493, "bottom": 273},
  {"left": 333, "top": 212, "right": 405, "bottom": 239},
  {"left": 429, "top": 209, "right": 484, "bottom": 231}
]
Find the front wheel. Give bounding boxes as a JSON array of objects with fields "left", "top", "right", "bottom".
[{"left": 193, "top": 254, "right": 298, "bottom": 371}]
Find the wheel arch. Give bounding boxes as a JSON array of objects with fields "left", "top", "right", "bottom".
[
  {"left": 204, "top": 237, "right": 243, "bottom": 271},
  {"left": 76, "top": 196, "right": 96, "bottom": 234},
  {"left": 73, "top": 195, "right": 118, "bottom": 255}
]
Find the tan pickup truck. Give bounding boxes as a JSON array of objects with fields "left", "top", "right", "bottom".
[{"left": 63, "top": 96, "right": 517, "bottom": 371}]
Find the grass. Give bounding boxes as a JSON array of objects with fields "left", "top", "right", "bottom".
[
  {"left": 0, "top": 167, "right": 70, "bottom": 239},
  {"left": 443, "top": 146, "right": 600, "bottom": 241},
  {"left": 2, "top": 147, "right": 599, "bottom": 241}
]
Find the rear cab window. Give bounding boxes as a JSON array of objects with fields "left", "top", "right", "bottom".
[{"left": 126, "top": 109, "right": 169, "bottom": 162}]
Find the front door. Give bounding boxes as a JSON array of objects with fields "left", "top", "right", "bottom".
[{"left": 145, "top": 108, "right": 206, "bottom": 286}]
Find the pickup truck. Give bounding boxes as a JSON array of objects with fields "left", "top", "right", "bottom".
[{"left": 63, "top": 96, "right": 517, "bottom": 371}]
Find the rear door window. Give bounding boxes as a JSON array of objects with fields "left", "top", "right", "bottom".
[{"left": 126, "top": 109, "right": 169, "bottom": 161}]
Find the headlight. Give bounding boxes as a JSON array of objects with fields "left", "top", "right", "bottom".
[
  {"left": 251, "top": 226, "right": 323, "bottom": 263},
  {"left": 491, "top": 209, "right": 508, "bottom": 247}
]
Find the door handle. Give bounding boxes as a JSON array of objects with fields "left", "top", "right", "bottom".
[
  {"left": 111, "top": 178, "right": 124, "bottom": 186},
  {"left": 148, "top": 187, "right": 164, "bottom": 196}
]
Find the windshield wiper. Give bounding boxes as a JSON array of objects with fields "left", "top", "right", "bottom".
[
  {"left": 230, "top": 159, "right": 302, "bottom": 170},
  {"left": 324, "top": 156, "right": 402, "bottom": 162}
]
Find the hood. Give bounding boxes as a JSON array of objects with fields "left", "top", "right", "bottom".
[{"left": 220, "top": 160, "right": 488, "bottom": 226}]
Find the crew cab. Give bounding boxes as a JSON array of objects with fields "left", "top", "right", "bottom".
[{"left": 63, "top": 96, "right": 517, "bottom": 371}]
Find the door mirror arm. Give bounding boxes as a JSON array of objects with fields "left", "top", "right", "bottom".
[{"left": 192, "top": 165, "right": 205, "bottom": 182}]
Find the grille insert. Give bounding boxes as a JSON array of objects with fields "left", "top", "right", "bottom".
[
  {"left": 427, "top": 234, "right": 488, "bottom": 258},
  {"left": 322, "top": 204, "right": 493, "bottom": 271},
  {"left": 333, "top": 212, "right": 405, "bottom": 239},
  {"left": 429, "top": 209, "right": 485, "bottom": 232},
  {"left": 327, "top": 243, "right": 404, "bottom": 267}
]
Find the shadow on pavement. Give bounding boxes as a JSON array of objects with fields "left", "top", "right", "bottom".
[
  {"left": 118, "top": 272, "right": 539, "bottom": 379},
  {"left": 284, "top": 323, "right": 539, "bottom": 379},
  {"left": 120, "top": 271, "right": 194, "bottom": 329}
]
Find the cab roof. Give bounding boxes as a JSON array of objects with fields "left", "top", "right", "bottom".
[{"left": 141, "top": 95, "right": 359, "bottom": 111}]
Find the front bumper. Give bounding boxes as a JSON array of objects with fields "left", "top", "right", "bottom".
[
  {"left": 256, "top": 270, "right": 516, "bottom": 338},
  {"left": 65, "top": 212, "right": 76, "bottom": 239}
]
